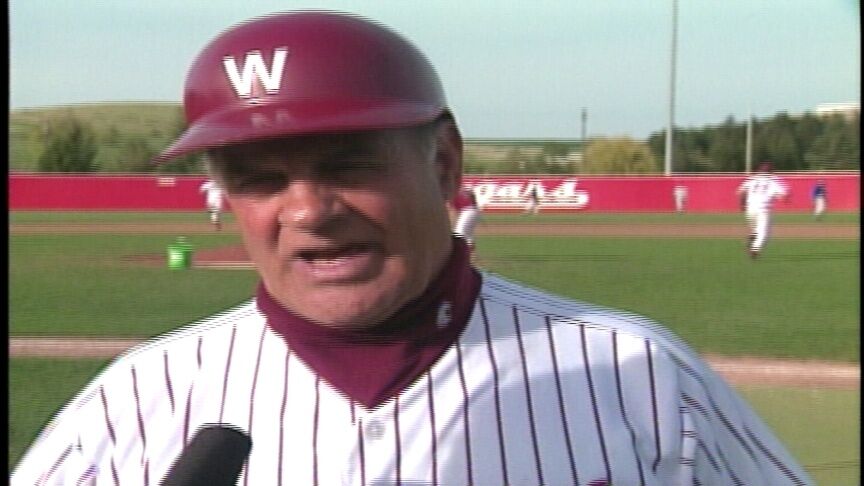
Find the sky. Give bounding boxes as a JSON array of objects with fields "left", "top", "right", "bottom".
[{"left": 9, "top": 0, "right": 861, "bottom": 139}]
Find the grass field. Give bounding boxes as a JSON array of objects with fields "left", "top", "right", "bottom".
[
  {"left": 10, "top": 212, "right": 859, "bottom": 360},
  {"left": 477, "top": 236, "right": 858, "bottom": 360},
  {"left": 10, "top": 233, "right": 256, "bottom": 336},
  {"left": 9, "top": 211, "right": 860, "bottom": 482}
]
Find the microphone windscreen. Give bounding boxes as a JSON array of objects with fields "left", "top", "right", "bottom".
[{"left": 161, "top": 424, "right": 252, "bottom": 486}]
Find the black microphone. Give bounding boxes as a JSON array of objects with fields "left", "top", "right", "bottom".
[{"left": 161, "top": 424, "right": 252, "bottom": 486}]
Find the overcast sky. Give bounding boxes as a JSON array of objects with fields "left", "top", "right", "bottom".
[{"left": 10, "top": 0, "right": 860, "bottom": 139}]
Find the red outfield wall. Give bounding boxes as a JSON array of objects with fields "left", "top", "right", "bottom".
[{"left": 8, "top": 172, "right": 860, "bottom": 212}]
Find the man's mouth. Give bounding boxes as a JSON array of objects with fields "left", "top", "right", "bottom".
[
  {"left": 292, "top": 243, "right": 381, "bottom": 281},
  {"left": 297, "top": 243, "right": 375, "bottom": 263}
]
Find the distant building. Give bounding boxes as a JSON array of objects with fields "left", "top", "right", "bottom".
[{"left": 814, "top": 102, "right": 860, "bottom": 119}]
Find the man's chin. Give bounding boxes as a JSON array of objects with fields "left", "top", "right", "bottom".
[{"left": 280, "top": 288, "right": 397, "bottom": 330}]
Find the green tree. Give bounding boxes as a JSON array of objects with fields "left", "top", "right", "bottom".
[
  {"left": 708, "top": 116, "right": 746, "bottom": 172},
  {"left": 583, "top": 137, "right": 659, "bottom": 173},
  {"left": 120, "top": 135, "right": 158, "bottom": 173},
  {"left": 675, "top": 128, "right": 714, "bottom": 172},
  {"left": 103, "top": 124, "right": 122, "bottom": 147},
  {"left": 37, "top": 116, "right": 99, "bottom": 172},
  {"left": 805, "top": 115, "right": 860, "bottom": 170},
  {"left": 647, "top": 110, "right": 859, "bottom": 172},
  {"left": 753, "top": 113, "right": 802, "bottom": 170}
]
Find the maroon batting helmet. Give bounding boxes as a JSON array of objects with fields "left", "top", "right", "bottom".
[{"left": 155, "top": 11, "right": 448, "bottom": 162}]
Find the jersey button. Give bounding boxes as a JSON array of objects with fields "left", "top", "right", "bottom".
[{"left": 365, "top": 419, "right": 385, "bottom": 440}]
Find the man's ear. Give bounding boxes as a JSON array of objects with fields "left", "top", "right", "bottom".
[{"left": 434, "top": 118, "right": 463, "bottom": 201}]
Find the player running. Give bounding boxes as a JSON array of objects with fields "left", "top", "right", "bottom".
[
  {"left": 199, "top": 178, "right": 224, "bottom": 230},
  {"left": 451, "top": 187, "right": 480, "bottom": 250},
  {"left": 737, "top": 162, "right": 789, "bottom": 259},
  {"left": 812, "top": 179, "right": 827, "bottom": 220}
]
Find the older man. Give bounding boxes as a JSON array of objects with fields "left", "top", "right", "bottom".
[{"left": 13, "top": 12, "right": 812, "bottom": 486}]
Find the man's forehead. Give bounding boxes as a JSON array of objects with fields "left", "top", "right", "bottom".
[{"left": 213, "top": 131, "right": 385, "bottom": 160}]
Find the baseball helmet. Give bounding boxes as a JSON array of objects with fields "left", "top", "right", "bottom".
[
  {"left": 155, "top": 11, "right": 448, "bottom": 162},
  {"left": 758, "top": 161, "right": 773, "bottom": 172}
]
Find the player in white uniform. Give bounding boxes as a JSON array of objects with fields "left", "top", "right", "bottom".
[
  {"left": 673, "top": 185, "right": 688, "bottom": 213},
  {"left": 524, "top": 183, "right": 541, "bottom": 215},
  {"left": 199, "top": 179, "right": 224, "bottom": 230},
  {"left": 811, "top": 179, "right": 827, "bottom": 220},
  {"left": 452, "top": 188, "right": 481, "bottom": 250},
  {"left": 12, "top": 12, "right": 812, "bottom": 486},
  {"left": 736, "top": 162, "right": 788, "bottom": 258}
]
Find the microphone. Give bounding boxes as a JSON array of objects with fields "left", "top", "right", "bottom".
[{"left": 161, "top": 424, "right": 252, "bottom": 486}]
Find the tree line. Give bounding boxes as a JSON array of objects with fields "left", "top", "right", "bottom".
[
  {"left": 32, "top": 111, "right": 858, "bottom": 174},
  {"left": 647, "top": 112, "right": 859, "bottom": 172}
]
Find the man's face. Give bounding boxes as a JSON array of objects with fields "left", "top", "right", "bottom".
[{"left": 213, "top": 124, "right": 460, "bottom": 329}]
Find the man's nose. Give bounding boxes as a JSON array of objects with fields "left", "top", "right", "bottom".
[{"left": 276, "top": 181, "right": 342, "bottom": 230}]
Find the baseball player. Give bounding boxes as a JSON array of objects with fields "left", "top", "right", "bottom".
[
  {"left": 673, "top": 184, "right": 688, "bottom": 213},
  {"left": 199, "top": 178, "right": 224, "bottom": 230},
  {"left": 13, "top": 12, "right": 812, "bottom": 486},
  {"left": 451, "top": 187, "right": 481, "bottom": 250},
  {"left": 811, "top": 179, "right": 827, "bottom": 220},
  {"left": 523, "top": 183, "right": 541, "bottom": 215},
  {"left": 736, "top": 162, "right": 789, "bottom": 259}
]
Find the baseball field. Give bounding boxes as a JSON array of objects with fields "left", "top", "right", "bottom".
[{"left": 9, "top": 210, "right": 859, "bottom": 484}]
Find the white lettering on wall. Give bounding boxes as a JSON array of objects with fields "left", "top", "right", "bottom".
[{"left": 467, "top": 179, "right": 589, "bottom": 209}]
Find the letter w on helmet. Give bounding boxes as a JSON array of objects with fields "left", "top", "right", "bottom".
[{"left": 222, "top": 48, "right": 289, "bottom": 98}]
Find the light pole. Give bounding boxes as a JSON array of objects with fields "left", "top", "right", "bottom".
[
  {"left": 580, "top": 108, "right": 587, "bottom": 144},
  {"left": 664, "top": 0, "right": 678, "bottom": 176},
  {"left": 745, "top": 113, "right": 753, "bottom": 173}
]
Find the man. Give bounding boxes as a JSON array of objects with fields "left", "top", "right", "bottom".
[
  {"left": 523, "top": 182, "right": 541, "bottom": 215},
  {"left": 673, "top": 184, "right": 688, "bottom": 213},
  {"left": 452, "top": 187, "right": 481, "bottom": 250},
  {"left": 737, "top": 162, "right": 789, "bottom": 259},
  {"left": 199, "top": 178, "right": 224, "bottom": 230},
  {"left": 13, "top": 12, "right": 812, "bottom": 485},
  {"left": 811, "top": 179, "right": 827, "bottom": 220}
]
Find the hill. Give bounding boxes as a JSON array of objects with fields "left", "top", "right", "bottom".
[
  {"left": 9, "top": 103, "right": 588, "bottom": 174},
  {"left": 9, "top": 103, "right": 186, "bottom": 172}
]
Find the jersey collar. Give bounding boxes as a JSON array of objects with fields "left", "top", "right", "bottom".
[{"left": 257, "top": 237, "right": 481, "bottom": 409}]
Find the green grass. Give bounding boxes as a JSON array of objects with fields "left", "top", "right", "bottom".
[
  {"left": 9, "top": 358, "right": 113, "bottom": 468},
  {"left": 738, "top": 385, "right": 860, "bottom": 486},
  {"left": 9, "top": 215, "right": 859, "bottom": 360},
  {"left": 476, "top": 236, "right": 859, "bottom": 361},
  {"left": 10, "top": 234, "right": 257, "bottom": 337}
]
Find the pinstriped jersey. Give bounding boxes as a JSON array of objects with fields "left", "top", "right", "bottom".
[{"left": 12, "top": 272, "right": 812, "bottom": 485}]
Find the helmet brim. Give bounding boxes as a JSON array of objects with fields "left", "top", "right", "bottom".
[{"left": 153, "top": 98, "right": 445, "bottom": 163}]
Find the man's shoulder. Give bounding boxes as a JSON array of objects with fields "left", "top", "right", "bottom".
[
  {"left": 478, "top": 272, "right": 696, "bottom": 354},
  {"left": 114, "top": 299, "right": 262, "bottom": 362}
]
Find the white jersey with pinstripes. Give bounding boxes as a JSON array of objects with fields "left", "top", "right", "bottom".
[{"left": 12, "top": 272, "right": 812, "bottom": 486}]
